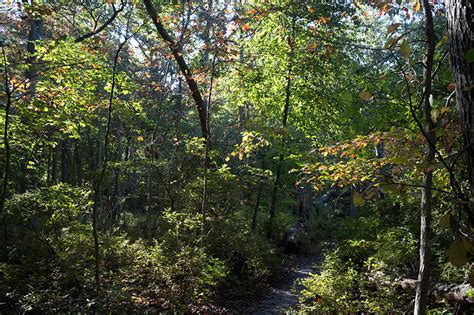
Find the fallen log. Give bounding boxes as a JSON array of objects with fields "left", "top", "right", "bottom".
[{"left": 397, "top": 278, "right": 473, "bottom": 306}]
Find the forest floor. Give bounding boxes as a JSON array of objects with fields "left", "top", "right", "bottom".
[{"left": 239, "top": 253, "right": 322, "bottom": 314}]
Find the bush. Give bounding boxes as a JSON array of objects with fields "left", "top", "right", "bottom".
[
  {"left": 0, "top": 185, "right": 230, "bottom": 313},
  {"left": 298, "top": 246, "right": 411, "bottom": 313}
]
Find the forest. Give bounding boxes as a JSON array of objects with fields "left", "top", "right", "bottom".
[{"left": 0, "top": 0, "right": 473, "bottom": 313}]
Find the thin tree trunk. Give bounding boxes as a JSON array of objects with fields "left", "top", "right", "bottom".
[
  {"left": 203, "top": 0, "right": 213, "bottom": 67},
  {"left": 267, "top": 21, "right": 294, "bottom": 239},
  {"left": 147, "top": 59, "right": 172, "bottom": 242},
  {"left": 201, "top": 52, "right": 217, "bottom": 247},
  {"left": 51, "top": 145, "right": 58, "bottom": 185},
  {"left": 1, "top": 44, "right": 12, "bottom": 243},
  {"left": 26, "top": 11, "right": 42, "bottom": 95},
  {"left": 46, "top": 145, "right": 51, "bottom": 185},
  {"left": 251, "top": 156, "right": 265, "bottom": 234},
  {"left": 91, "top": 36, "right": 129, "bottom": 295},
  {"left": 61, "top": 139, "right": 68, "bottom": 183},
  {"left": 445, "top": 0, "right": 474, "bottom": 213},
  {"left": 75, "top": 141, "right": 82, "bottom": 186},
  {"left": 414, "top": 0, "right": 437, "bottom": 313},
  {"left": 19, "top": 7, "right": 43, "bottom": 192},
  {"left": 110, "top": 129, "right": 122, "bottom": 228},
  {"left": 375, "top": 143, "right": 385, "bottom": 199}
]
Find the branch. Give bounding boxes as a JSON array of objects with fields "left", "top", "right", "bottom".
[
  {"left": 143, "top": 0, "right": 208, "bottom": 139},
  {"left": 380, "top": 181, "right": 455, "bottom": 196},
  {"left": 75, "top": 1, "right": 126, "bottom": 43}
]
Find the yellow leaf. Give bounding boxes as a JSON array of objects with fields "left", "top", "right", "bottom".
[
  {"left": 238, "top": 149, "right": 245, "bottom": 160},
  {"left": 431, "top": 109, "right": 440, "bottom": 122},
  {"left": 242, "top": 132, "right": 253, "bottom": 142},
  {"left": 136, "top": 136, "right": 144, "bottom": 142},
  {"left": 353, "top": 191, "right": 365, "bottom": 207},
  {"left": 447, "top": 238, "right": 468, "bottom": 267},
  {"left": 307, "top": 6, "right": 315, "bottom": 13},
  {"left": 413, "top": 1, "right": 421, "bottom": 12},
  {"left": 400, "top": 39, "right": 411, "bottom": 59},
  {"left": 241, "top": 23, "right": 251, "bottom": 32}
]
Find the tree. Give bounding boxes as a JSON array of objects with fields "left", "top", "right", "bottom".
[
  {"left": 414, "top": 0, "right": 437, "bottom": 313},
  {"left": 445, "top": 0, "right": 474, "bottom": 212}
]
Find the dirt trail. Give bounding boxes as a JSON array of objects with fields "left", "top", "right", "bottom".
[{"left": 243, "top": 254, "right": 322, "bottom": 314}]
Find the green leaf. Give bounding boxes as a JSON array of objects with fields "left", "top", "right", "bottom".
[
  {"left": 340, "top": 92, "right": 353, "bottom": 104},
  {"left": 352, "top": 191, "right": 365, "bottom": 207},
  {"left": 400, "top": 40, "right": 411, "bottom": 59},
  {"left": 465, "top": 48, "right": 474, "bottom": 63},
  {"left": 386, "top": 23, "right": 400, "bottom": 35},
  {"left": 380, "top": 183, "right": 403, "bottom": 195},
  {"left": 390, "top": 156, "right": 408, "bottom": 165},
  {"left": 439, "top": 213, "right": 451, "bottom": 230},
  {"left": 447, "top": 238, "right": 468, "bottom": 267},
  {"left": 462, "top": 237, "right": 474, "bottom": 255}
]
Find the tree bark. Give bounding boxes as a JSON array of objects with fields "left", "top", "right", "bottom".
[
  {"left": 445, "top": 0, "right": 474, "bottom": 212},
  {"left": 414, "top": 0, "right": 437, "bottom": 313}
]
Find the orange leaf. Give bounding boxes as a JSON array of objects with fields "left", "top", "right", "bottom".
[{"left": 241, "top": 23, "right": 251, "bottom": 32}]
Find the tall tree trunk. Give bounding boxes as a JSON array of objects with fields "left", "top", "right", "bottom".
[
  {"left": 20, "top": 8, "right": 43, "bottom": 191},
  {"left": 267, "top": 21, "right": 294, "bottom": 239},
  {"left": 375, "top": 143, "right": 385, "bottom": 199},
  {"left": 414, "top": 0, "right": 437, "bottom": 313},
  {"left": 251, "top": 155, "right": 265, "bottom": 234},
  {"left": 61, "top": 139, "right": 68, "bottom": 183},
  {"left": 445, "top": 0, "right": 474, "bottom": 213},
  {"left": 91, "top": 36, "right": 129, "bottom": 295},
  {"left": 51, "top": 145, "right": 58, "bottom": 185},
  {"left": 72, "top": 140, "right": 82, "bottom": 186},
  {"left": 26, "top": 12, "right": 43, "bottom": 95},
  {"left": 203, "top": 0, "right": 213, "bottom": 67},
  {"left": 1, "top": 44, "right": 12, "bottom": 243},
  {"left": 46, "top": 145, "right": 52, "bottom": 185}
]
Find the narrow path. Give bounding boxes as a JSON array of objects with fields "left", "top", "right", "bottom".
[{"left": 244, "top": 254, "right": 322, "bottom": 314}]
